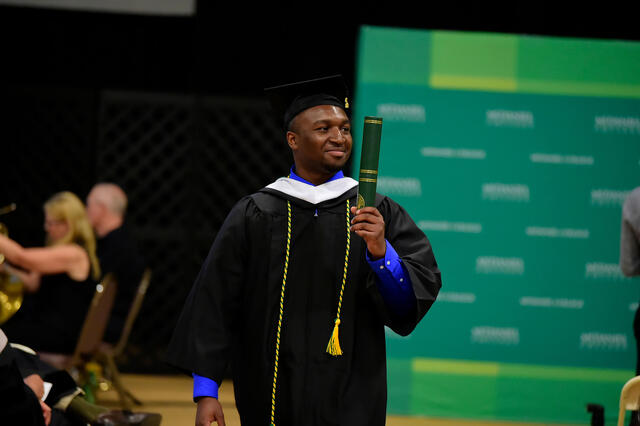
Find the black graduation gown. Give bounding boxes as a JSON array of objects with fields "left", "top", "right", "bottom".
[{"left": 166, "top": 184, "right": 441, "bottom": 425}]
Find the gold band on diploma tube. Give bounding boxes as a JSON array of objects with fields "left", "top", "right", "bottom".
[
  {"left": 364, "top": 119, "right": 383, "bottom": 125},
  {"left": 360, "top": 169, "right": 378, "bottom": 175}
]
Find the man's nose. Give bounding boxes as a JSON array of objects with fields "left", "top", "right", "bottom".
[{"left": 329, "top": 127, "right": 346, "bottom": 142}]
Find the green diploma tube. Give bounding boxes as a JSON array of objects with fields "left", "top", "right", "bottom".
[{"left": 356, "top": 116, "right": 383, "bottom": 209}]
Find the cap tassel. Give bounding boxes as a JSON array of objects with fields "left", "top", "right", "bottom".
[{"left": 326, "top": 318, "right": 343, "bottom": 356}]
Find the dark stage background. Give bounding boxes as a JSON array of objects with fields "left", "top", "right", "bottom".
[{"left": 0, "top": 2, "right": 638, "bottom": 373}]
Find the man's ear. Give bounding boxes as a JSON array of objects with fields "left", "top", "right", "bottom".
[{"left": 286, "top": 130, "right": 297, "bottom": 151}]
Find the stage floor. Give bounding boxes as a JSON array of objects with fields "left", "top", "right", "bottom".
[{"left": 97, "top": 374, "right": 582, "bottom": 426}]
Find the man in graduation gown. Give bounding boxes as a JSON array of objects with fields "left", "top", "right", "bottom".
[{"left": 166, "top": 75, "right": 442, "bottom": 426}]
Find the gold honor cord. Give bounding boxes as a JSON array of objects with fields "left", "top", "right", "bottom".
[
  {"left": 270, "top": 200, "right": 292, "bottom": 426},
  {"left": 325, "top": 199, "right": 351, "bottom": 356},
  {"left": 269, "top": 199, "right": 352, "bottom": 425}
]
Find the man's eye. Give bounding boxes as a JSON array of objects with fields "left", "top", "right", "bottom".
[{"left": 342, "top": 127, "right": 351, "bottom": 133}]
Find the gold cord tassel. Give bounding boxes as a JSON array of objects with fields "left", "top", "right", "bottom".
[
  {"left": 326, "top": 200, "right": 351, "bottom": 357},
  {"left": 326, "top": 318, "right": 343, "bottom": 356}
]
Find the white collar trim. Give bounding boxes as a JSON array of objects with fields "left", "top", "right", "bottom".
[{"left": 265, "top": 177, "right": 358, "bottom": 205}]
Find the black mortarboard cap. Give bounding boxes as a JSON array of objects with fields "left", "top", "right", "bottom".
[{"left": 264, "top": 75, "right": 350, "bottom": 130}]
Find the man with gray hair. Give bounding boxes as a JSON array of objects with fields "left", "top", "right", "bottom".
[
  {"left": 86, "top": 183, "right": 146, "bottom": 344},
  {"left": 621, "top": 186, "right": 640, "bottom": 426},
  {"left": 621, "top": 187, "right": 640, "bottom": 278}
]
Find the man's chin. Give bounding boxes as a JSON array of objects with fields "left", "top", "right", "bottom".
[
  {"left": 323, "top": 154, "right": 350, "bottom": 173},
  {"left": 323, "top": 162, "right": 346, "bottom": 174}
]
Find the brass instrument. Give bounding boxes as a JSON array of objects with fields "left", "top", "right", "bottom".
[{"left": 0, "top": 203, "right": 24, "bottom": 324}]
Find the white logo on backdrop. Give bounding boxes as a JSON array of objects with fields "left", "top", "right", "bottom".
[
  {"left": 418, "top": 220, "right": 482, "bottom": 234},
  {"left": 475, "top": 256, "right": 524, "bottom": 275},
  {"left": 377, "top": 177, "right": 422, "bottom": 197},
  {"left": 482, "top": 183, "right": 530, "bottom": 202},
  {"left": 530, "top": 153, "right": 594, "bottom": 166},
  {"left": 525, "top": 227, "right": 590, "bottom": 239},
  {"left": 585, "top": 262, "right": 627, "bottom": 280},
  {"left": 376, "top": 103, "right": 426, "bottom": 122},
  {"left": 486, "top": 109, "right": 534, "bottom": 128},
  {"left": 630, "top": 303, "right": 639, "bottom": 312},
  {"left": 471, "top": 326, "right": 520, "bottom": 345},
  {"left": 438, "top": 292, "right": 477, "bottom": 304},
  {"left": 594, "top": 116, "right": 640, "bottom": 135},
  {"left": 580, "top": 332, "right": 628, "bottom": 351},
  {"left": 420, "top": 147, "right": 486, "bottom": 160},
  {"left": 520, "top": 297, "right": 584, "bottom": 309},
  {"left": 590, "top": 189, "right": 630, "bottom": 207}
]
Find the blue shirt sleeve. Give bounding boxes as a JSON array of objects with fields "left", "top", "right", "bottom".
[
  {"left": 193, "top": 373, "right": 218, "bottom": 400},
  {"left": 366, "top": 240, "right": 416, "bottom": 316}
]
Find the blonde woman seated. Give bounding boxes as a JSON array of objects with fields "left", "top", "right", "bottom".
[{"left": 0, "top": 191, "right": 100, "bottom": 354}]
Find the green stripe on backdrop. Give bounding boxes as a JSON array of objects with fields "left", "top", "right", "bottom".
[
  {"left": 404, "top": 358, "right": 633, "bottom": 423},
  {"left": 517, "top": 79, "right": 640, "bottom": 98},
  {"left": 430, "top": 75, "right": 517, "bottom": 92},
  {"left": 429, "top": 31, "right": 518, "bottom": 92},
  {"left": 517, "top": 36, "right": 640, "bottom": 91},
  {"left": 517, "top": 36, "right": 640, "bottom": 98},
  {"left": 412, "top": 358, "right": 632, "bottom": 382},
  {"left": 420, "top": 26, "right": 640, "bottom": 98},
  {"left": 410, "top": 373, "right": 626, "bottom": 424}
]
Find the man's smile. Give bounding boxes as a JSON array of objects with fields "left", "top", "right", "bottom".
[{"left": 326, "top": 148, "right": 346, "bottom": 158}]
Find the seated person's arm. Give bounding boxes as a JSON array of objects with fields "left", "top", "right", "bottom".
[
  {"left": 3, "top": 263, "right": 41, "bottom": 292},
  {"left": 0, "top": 235, "right": 89, "bottom": 281},
  {"left": 23, "top": 374, "right": 44, "bottom": 400}
]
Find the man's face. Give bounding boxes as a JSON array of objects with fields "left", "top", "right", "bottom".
[
  {"left": 288, "top": 105, "right": 352, "bottom": 175},
  {"left": 85, "top": 190, "right": 104, "bottom": 228}
]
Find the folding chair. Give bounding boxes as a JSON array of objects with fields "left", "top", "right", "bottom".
[
  {"left": 95, "top": 268, "right": 151, "bottom": 409},
  {"left": 38, "top": 273, "right": 117, "bottom": 375},
  {"left": 619, "top": 376, "right": 640, "bottom": 426}
]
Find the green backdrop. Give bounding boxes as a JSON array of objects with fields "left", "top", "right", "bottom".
[{"left": 353, "top": 26, "right": 640, "bottom": 424}]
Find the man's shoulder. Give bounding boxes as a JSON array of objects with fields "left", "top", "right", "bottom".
[
  {"left": 629, "top": 187, "right": 640, "bottom": 201},
  {"left": 624, "top": 187, "right": 640, "bottom": 214},
  {"left": 98, "top": 225, "right": 146, "bottom": 269},
  {"left": 99, "top": 226, "right": 126, "bottom": 247},
  {"left": 374, "top": 192, "right": 419, "bottom": 225},
  {"left": 101, "top": 225, "right": 138, "bottom": 246},
  {"left": 227, "top": 192, "right": 286, "bottom": 218},
  {"left": 374, "top": 192, "right": 387, "bottom": 207},
  {"left": 374, "top": 192, "right": 403, "bottom": 211}
]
